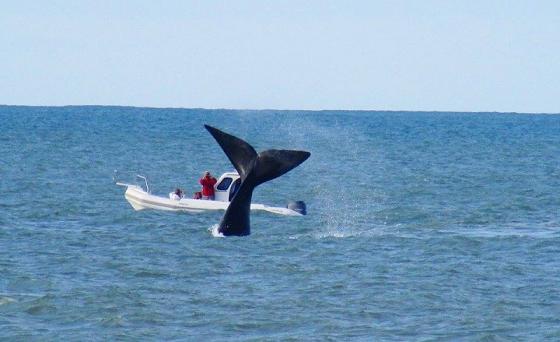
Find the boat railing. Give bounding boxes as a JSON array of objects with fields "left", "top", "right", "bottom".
[
  {"left": 135, "top": 174, "right": 150, "bottom": 193},
  {"left": 114, "top": 170, "right": 151, "bottom": 193}
]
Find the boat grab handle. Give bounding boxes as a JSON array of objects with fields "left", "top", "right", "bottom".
[{"left": 136, "top": 175, "right": 150, "bottom": 193}]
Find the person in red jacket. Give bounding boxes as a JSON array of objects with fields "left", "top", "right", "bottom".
[{"left": 199, "top": 171, "right": 217, "bottom": 200}]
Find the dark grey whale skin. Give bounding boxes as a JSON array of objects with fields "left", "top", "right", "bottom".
[{"left": 204, "top": 125, "right": 311, "bottom": 236}]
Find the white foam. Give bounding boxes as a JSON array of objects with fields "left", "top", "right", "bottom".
[
  {"left": 0, "top": 292, "right": 45, "bottom": 306},
  {"left": 0, "top": 292, "right": 43, "bottom": 298},
  {"left": 315, "top": 230, "right": 358, "bottom": 239},
  {"left": 0, "top": 296, "right": 16, "bottom": 305},
  {"left": 208, "top": 224, "right": 224, "bottom": 238}
]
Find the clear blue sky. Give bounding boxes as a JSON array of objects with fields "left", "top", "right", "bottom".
[{"left": 1, "top": 1, "right": 559, "bottom": 112}]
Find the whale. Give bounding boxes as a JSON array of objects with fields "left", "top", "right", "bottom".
[{"left": 204, "top": 125, "right": 310, "bottom": 236}]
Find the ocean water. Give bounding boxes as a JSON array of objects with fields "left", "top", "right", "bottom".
[{"left": 1, "top": 105, "right": 560, "bottom": 340}]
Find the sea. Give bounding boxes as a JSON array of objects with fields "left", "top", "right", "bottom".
[{"left": 1, "top": 105, "right": 559, "bottom": 341}]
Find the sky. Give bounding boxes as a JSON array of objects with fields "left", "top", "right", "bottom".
[{"left": 1, "top": 1, "right": 559, "bottom": 113}]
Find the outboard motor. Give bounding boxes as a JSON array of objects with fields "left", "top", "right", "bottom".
[{"left": 287, "top": 201, "right": 307, "bottom": 215}]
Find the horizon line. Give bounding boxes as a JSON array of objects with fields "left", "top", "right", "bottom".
[{"left": 0, "top": 103, "right": 558, "bottom": 115}]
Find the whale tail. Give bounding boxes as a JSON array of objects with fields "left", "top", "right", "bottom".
[
  {"left": 204, "top": 125, "right": 310, "bottom": 236},
  {"left": 204, "top": 125, "right": 310, "bottom": 185}
]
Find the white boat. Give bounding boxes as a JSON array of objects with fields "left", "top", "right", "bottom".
[{"left": 115, "top": 172, "right": 306, "bottom": 216}]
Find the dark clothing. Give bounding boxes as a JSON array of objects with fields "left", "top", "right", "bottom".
[{"left": 199, "top": 176, "right": 217, "bottom": 197}]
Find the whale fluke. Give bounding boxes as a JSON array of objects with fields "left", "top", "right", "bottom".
[
  {"left": 204, "top": 125, "right": 257, "bottom": 181},
  {"left": 204, "top": 125, "right": 310, "bottom": 236}
]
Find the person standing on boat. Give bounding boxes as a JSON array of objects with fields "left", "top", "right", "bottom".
[{"left": 199, "top": 171, "right": 217, "bottom": 200}]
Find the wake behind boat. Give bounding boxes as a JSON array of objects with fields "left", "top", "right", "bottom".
[{"left": 115, "top": 172, "right": 306, "bottom": 216}]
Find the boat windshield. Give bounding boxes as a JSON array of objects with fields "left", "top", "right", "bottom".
[{"left": 217, "top": 177, "right": 233, "bottom": 191}]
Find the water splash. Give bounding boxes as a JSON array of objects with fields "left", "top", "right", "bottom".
[{"left": 208, "top": 224, "right": 224, "bottom": 238}]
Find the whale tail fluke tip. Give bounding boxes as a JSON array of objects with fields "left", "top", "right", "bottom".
[{"left": 204, "top": 125, "right": 310, "bottom": 185}]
